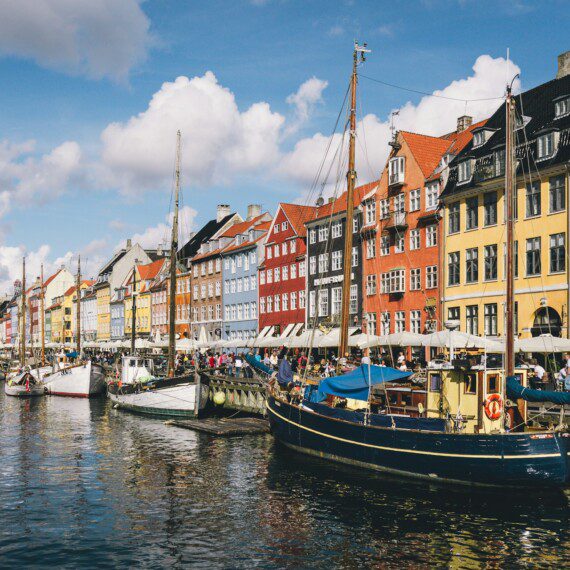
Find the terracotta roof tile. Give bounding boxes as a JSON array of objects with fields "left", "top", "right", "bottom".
[
  {"left": 280, "top": 203, "right": 319, "bottom": 237},
  {"left": 137, "top": 258, "right": 166, "bottom": 281},
  {"left": 43, "top": 269, "right": 62, "bottom": 288},
  {"left": 400, "top": 132, "right": 453, "bottom": 178},
  {"left": 312, "top": 180, "right": 379, "bottom": 222}
]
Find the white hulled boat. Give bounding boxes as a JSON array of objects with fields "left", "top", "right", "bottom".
[
  {"left": 5, "top": 370, "right": 45, "bottom": 397},
  {"left": 43, "top": 360, "right": 106, "bottom": 397}
]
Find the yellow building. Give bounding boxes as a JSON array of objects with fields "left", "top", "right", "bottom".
[
  {"left": 441, "top": 62, "right": 569, "bottom": 339},
  {"left": 49, "top": 296, "right": 63, "bottom": 344},
  {"left": 124, "top": 259, "right": 165, "bottom": 339},
  {"left": 96, "top": 282, "right": 111, "bottom": 341}
]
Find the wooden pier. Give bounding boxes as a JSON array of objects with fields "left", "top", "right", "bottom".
[
  {"left": 165, "top": 417, "right": 269, "bottom": 436},
  {"left": 204, "top": 374, "right": 267, "bottom": 416}
]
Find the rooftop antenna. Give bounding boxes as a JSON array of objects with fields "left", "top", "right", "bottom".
[{"left": 390, "top": 110, "right": 399, "bottom": 140}]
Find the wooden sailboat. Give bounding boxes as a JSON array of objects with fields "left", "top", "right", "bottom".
[
  {"left": 43, "top": 256, "right": 106, "bottom": 397},
  {"left": 107, "top": 130, "right": 208, "bottom": 417},
  {"left": 266, "top": 45, "right": 569, "bottom": 487},
  {"left": 5, "top": 257, "right": 44, "bottom": 397}
]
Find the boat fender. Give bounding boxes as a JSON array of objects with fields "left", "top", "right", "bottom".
[
  {"left": 484, "top": 394, "right": 503, "bottom": 420},
  {"left": 213, "top": 391, "right": 226, "bottom": 405}
]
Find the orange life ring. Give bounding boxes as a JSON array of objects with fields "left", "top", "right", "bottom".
[{"left": 484, "top": 394, "right": 503, "bottom": 420}]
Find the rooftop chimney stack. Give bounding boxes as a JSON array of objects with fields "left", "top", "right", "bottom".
[
  {"left": 217, "top": 204, "right": 231, "bottom": 223},
  {"left": 556, "top": 50, "right": 570, "bottom": 79},
  {"left": 457, "top": 115, "right": 473, "bottom": 133},
  {"left": 246, "top": 204, "right": 261, "bottom": 221},
  {"left": 126, "top": 238, "right": 132, "bottom": 250}
]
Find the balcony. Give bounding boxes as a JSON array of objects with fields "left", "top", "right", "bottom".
[
  {"left": 385, "top": 211, "right": 408, "bottom": 231},
  {"left": 388, "top": 171, "right": 405, "bottom": 188}
]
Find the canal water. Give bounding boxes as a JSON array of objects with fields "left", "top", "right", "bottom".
[{"left": 1, "top": 391, "right": 568, "bottom": 569}]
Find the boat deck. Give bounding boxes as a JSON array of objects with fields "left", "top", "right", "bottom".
[{"left": 164, "top": 417, "right": 269, "bottom": 436}]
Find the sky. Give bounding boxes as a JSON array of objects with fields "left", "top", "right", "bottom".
[{"left": 0, "top": 0, "right": 568, "bottom": 292}]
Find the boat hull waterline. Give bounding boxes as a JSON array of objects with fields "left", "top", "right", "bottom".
[
  {"left": 43, "top": 362, "right": 106, "bottom": 398},
  {"left": 267, "top": 396, "right": 570, "bottom": 487},
  {"left": 4, "top": 382, "right": 45, "bottom": 397},
  {"left": 108, "top": 381, "right": 208, "bottom": 418}
]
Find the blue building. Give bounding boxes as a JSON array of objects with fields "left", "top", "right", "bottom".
[
  {"left": 221, "top": 211, "right": 270, "bottom": 349},
  {"left": 110, "top": 289, "right": 125, "bottom": 340}
]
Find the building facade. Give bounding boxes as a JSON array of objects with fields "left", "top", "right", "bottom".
[{"left": 441, "top": 55, "right": 570, "bottom": 339}]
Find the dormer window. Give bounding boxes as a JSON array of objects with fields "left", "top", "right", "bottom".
[
  {"left": 457, "top": 159, "right": 473, "bottom": 184},
  {"left": 537, "top": 132, "right": 556, "bottom": 160},
  {"left": 473, "top": 131, "right": 485, "bottom": 147},
  {"left": 388, "top": 156, "right": 405, "bottom": 185},
  {"left": 515, "top": 115, "right": 531, "bottom": 130},
  {"left": 554, "top": 96, "right": 569, "bottom": 118}
]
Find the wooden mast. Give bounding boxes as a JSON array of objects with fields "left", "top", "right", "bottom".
[
  {"left": 505, "top": 83, "right": 516, "bottom": 379},
  {"left": 76, "top": 256, "right": 81, "bottom": 356},
  {"left": 339, "top": 42, "right": 368, "bottom": 359},
  {"left": 40, "top": 264, "right": 45, "bottom": 364},
  {"left": 20, "top": 257, "right": 26, "bottom": 366},
  {"left": 167, "top": 130, "right": 181, "bottom": 377},
  {"left": 131, "top": 261, "right": 137, "bottom": 354}
]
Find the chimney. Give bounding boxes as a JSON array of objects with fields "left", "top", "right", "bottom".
[
  {"left": 217, "top": 204, "right": 231, "bottom": 223},
  {"left": 246, "top": 204, "right": 261, "bottom": 221},
  {"left": 556, "top": 50, "right": 570, "bottom": 79},
  {"left": 457, "top": 115, "right": 473, "bottom": 133},
  {"left": 126, "top": 238, "right": 132, "bottom": 250}
]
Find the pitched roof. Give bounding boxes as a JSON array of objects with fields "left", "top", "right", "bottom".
[
  {"left": 220, "top": 213, "right": 266, "bottom": 238},
  {"left": 400, "top": 132, "right": 453, "bottom": 178},
  {"left": 310, "top": 180, "right": 379, "bottom": 223},
  {"left": 280, "top": 203, "right": 319, "bottom": 237},
  {"left": 178, "top": 213, "right": 235, "bottom": 261},
  {"left": 43, "top": 269, "right": 62, "bottom": 288},
  {"left": 64, "top": 286, "right": 76, "bottom": 297},
  {"left": 137, "top": 258, "right": 166, "bottom": 281}
]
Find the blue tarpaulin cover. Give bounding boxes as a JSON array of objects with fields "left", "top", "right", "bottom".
[
  {"left": 245, "top": 353, "right": 273, "bottom": 376},
  {"left": 277, "top": 358, "right": 293, "bottom": 385},
  {"left": 507, "top": 376, "right": 570, "bottom": 405},
  {"left": 308, "top": 365, "right": 412, "bottom": 403}
]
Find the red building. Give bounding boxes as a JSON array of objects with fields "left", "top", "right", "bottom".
[
  {"left": 362, "top": 117, "right": 484, "bottom": 343},
  {"left": 258, "top": 203, "right": 316, "bottom": 337}
]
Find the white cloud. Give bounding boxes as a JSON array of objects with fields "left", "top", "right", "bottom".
[
  {"left": 286, "top": 77, "right": 329, "bottom": 126},
  {"left": 108, "top": 219, "right": 127, "bottom": 232},
  {"left": 101, "top": 72, "right": 285, "bottom": 194},
  {"left": 117, "top": 206, "right": 198, "bottom": 251},
  {"left": 0, "top": 0, "right": 151, "bottom": 81},
  {"left": 328, "top": 25, "right": 344, "bottom": 37},
  {"left": 280, "top": 55, "right": 519, "bottom": 191}
]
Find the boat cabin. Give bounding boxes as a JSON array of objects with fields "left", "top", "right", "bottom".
[{"left": 121, "top": 355, "right": 154, "bottom": 385}]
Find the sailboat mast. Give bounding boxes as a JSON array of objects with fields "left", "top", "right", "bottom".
[
  {"left": 76, "top": 256, "right": 81, "bottom": 356},
  {"left": 339, "top": 43, "right": 367, "bottom": 359},
  {"left": 168, "top": 130, "right": 181, "bottom": 377},
  {"left": 40, "top": 264, "right": 45, "bottom": 364},
  {"left": 21, "top": 257, "right": 26, "bottom": 366},
  {"left": 131, "top": 262, "right": 137, "bottom": 354},
  {"left": 505, "top": 85, "right": 516, "bottom": 378}
]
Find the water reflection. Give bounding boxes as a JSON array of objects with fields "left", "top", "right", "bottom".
[{"left": 0, "top": 391, "right": 568, "bottom": 568}]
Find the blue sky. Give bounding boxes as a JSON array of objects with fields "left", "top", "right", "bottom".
[{"left": 0, "top": 0, "right": 567, "bottom": 289}]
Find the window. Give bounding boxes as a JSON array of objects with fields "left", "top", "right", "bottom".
[
  {"left": 473, "top": 130, "right": 485, "bottom": 147},
  {"left": 331, "top": 221, "right": 342, "bottom": 238},
  {"left": 208, "top": 259, "right": 214, "bottom": 273},
  {"left": 259, "top": 271, "right": 265, "bottom": 285},
  {"left": 309, "top": 229, "right": 316, "bottom": 244},
  {"left": 282, "top": 242, "right": 288, "bottom": 256},
  {"left": 526, "top": 237, "right": 541, "bottom": 276},
  {"left": 353, "top": 216, "right": 359, "bottom": 233},
  {"left": 282, "top": 266, "right": 288, "bottom": 281},
  {"left": 309, "top": 256, "right": 316, "bottom": 275},
  {"left": 318, "top": 289, "right": 328, "bottom": 317},
  {"left": 409, "top": 229, "right": 420, "bottom": 250},
  {"left": 410, "top": 268, "right": 421, "bottom": 291},
  {"left": 550, "top": 233, "right": 565, "bottom": 273},
  {"left": 251, "top": 276, "right": 256, "bottom": 290},
  {"left": 555, "top": 96, "right": 570, "bottom": 118},
  {"left": 466, "top": 248, "right": 478, "bottom": 283},
  {"left": 526, "top": 181, "right": 541, "bottom": 217},
  {"left": 426, "top": 225, "right": 437, "bottom": 247},
  {"left": 274, "top": 244, "right": 279, "bottom": 257},
  {"left": 465, "top": 373, "right": 477, "bottom": 395},
  {"left": 381, "top": 312, "right": 390, "bottom": 335},
  {"left": 448, "top": 202, "right": 460, "bottom": 234},
  {"left": 290, "top": 264, "right": 297, "bottom": 279},
  {"left": 380, "top": 272, "right": 390, "bottom": 294},
  {"left": 224, "top": 258, "right": 229, "bottom": 270},
  {"left": 466, "top": 305, "right": 478, "bottom": 335},
  {"left": 267, "top": 296, "right": 273, "bottom": 313},
  {"left": 366, "top": 238, "right": 376, "bottom": 259},
  {"left": 266, "top": 270, "right": 273, "bottom": 284},
  {"left": 410, "top": 310, "right": 421, "bottom": 334},
  {"left": 366, "top": 274, "right": 377, "bottom": 295},
  {"left": 537, "top": 132, "right": 555, "bottom": 159},
  {"left": 352, "top": 247, "right": 359, "bottom": 267},
  {"left": 409, "top": 189, "right": 420, "bottom": 212},
  {"left": 484, "top": 245, "right": 498, "bottom": 281},
  {"left": 395, "top": 311, "right": 405, "bottom": 333},
  {"left": 366, "top": 312, "right": 377, "bottom": 335},
  {"left": 215, "top": 281, "right": 221, "bottom": 296},
  {"left": 282, "top": 293, "right": 288, "bottom": 312},
  {"left": 299, "top": 261, "right": 306, "bottom": 277},
  {"left": 457, "top": 160, "right": 472, "bottom": 183},
  {"left": 549, "top": 176, "right": 565, "bottom": 213},
  {"left": 332, "top": 250, "right": 342, "bottom": 271},
  {"left": 290, "top": 291, "right": 297, "bottom": 310},
  {"left": 502, "top": 240, "right": 519, "bottom": 279},
  {"left": 299, "top": 290, "right": 306, "bottom": 309},
  {"left": 281, "top": 221, "right": 288, "bottom": 231},
  {"left": 484, "top": 192, "right": 497, "bottom": 226},
  {"left": 389, "top": 156, "right": 405, "bottom": 184},
  {"left": 390, "top": 269, "right": 405, "bottom": 293},
  {"left": 395, "top": 235, "right": 404, "bottom": 253},
  {"left": 466, "top": 196, "right": 478, "bottom": 230},
  {"left": 448, "top": 307, "right": 460, "bottom": 322},
  {"left": 331, "top": 287, "right": 342, "bottom": 315},
  {"left": 494, "top": 149, "right": 505, "bottom": 177},
  {"left": 318, "top": 254, "right": 328, "bottom": 273},
  {"left": 251, "top": 303, "right": 257, "bottom": 319},
  {"left": 267, "top": 246, "right": 272, "bottom": 259},
  {"left": 448, "top": 252, "right": 460, "bottom": 286},
  {"left": 350, "top": 284, "right": 358, "bottom": 314},
  {"left": 274, "top": 267, "right": 280, "bottom": 282},
  {"left": 251, "top": 250, "right": 257, "bottom": 264},
  {"left": 379, "top": 199, "right": 389, "bottom": 219},
  {"left": 243, "top": 303, "right": 250, "bottom": 319},
  {"left": 380, "top": 235, "right": 390, "bottom": 256},
  {"left": 289, "top": 240, "right": 296, "bottom": 254},
  {"left": 426, "top": 266, "right": 438, "bottom": 289},
  {"left": 425, "top": 182, "right": 439, "bottom": 210},
  {"left": 365, "top": 201, "right": 376, "bottom": 224},
  {"left": 243, "top": 277, "right": 250, "bottom": 292},
  {"left": 274, "top": 294, "right": 280, "bottom": 312},
  {"left": 484, "top": 303, "right": 497, "bottom": 336},
  {"left": 318, "top": 225, "right": 329, "bottom": 242}
]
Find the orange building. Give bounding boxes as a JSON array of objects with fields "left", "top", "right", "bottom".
[{"left": 361, "top": 116, "right": 484, "bottom": 342}]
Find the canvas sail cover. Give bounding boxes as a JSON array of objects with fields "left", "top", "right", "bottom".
[{"left": 507, "top": 376, "right": 570, "bottom": 405}]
